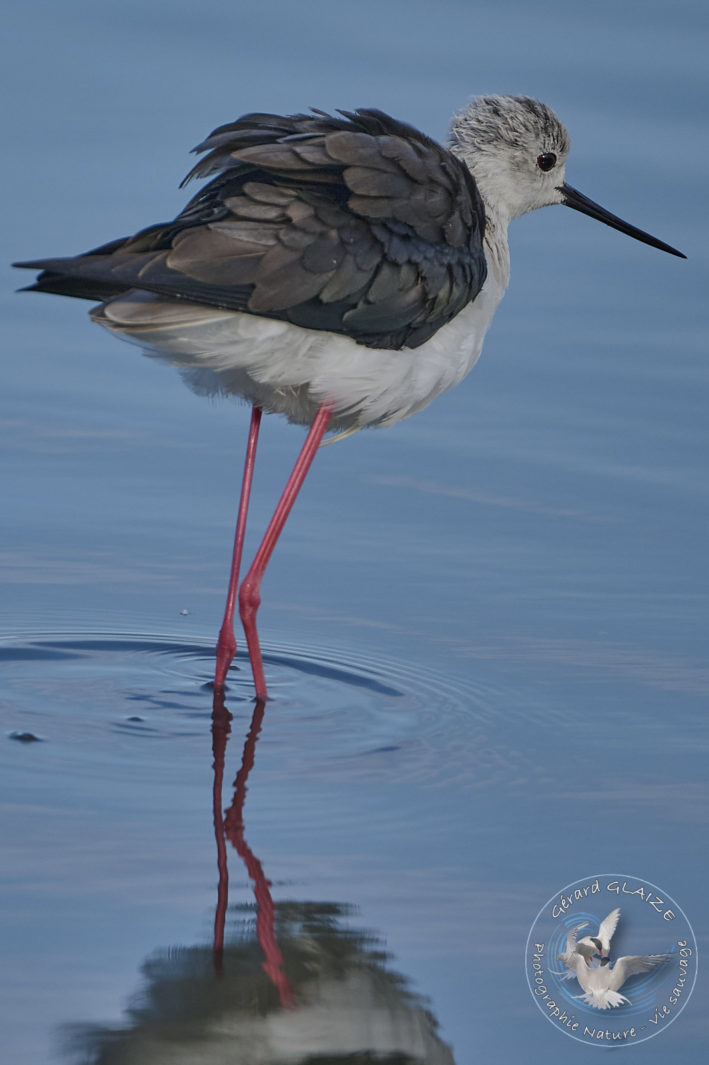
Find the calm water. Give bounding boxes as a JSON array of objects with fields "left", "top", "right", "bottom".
[{"left": 2, "top": 1, "right": 708, "bottom": 1062}]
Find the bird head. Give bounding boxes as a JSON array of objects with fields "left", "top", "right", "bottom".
[
  {"left": 449, "top": 94, "right": 684, "bottom": 257},
  {"left": 449, "top": 95, "right": 571, "bottom": 221}
]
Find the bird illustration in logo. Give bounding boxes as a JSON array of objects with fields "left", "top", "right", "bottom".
[
  {"left": 554, "top": 922, "right": 591, "bottom": 976},
  {"left": 555, "top": 908, "right": 620, "bottom": 977},
  {"left": 576, "top": 907, "right": 621, "bottom": 961},
  {"left": 556, "top": 913, "right": 669, "bottom": 1009}
]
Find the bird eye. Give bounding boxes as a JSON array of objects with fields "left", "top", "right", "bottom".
[{"left": 537, "top": 152, "right": 557, "bottom": 172}]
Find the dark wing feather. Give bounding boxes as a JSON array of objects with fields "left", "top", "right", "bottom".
[{"left": 14, "top": 108, "right": 487, "bottom": 350}]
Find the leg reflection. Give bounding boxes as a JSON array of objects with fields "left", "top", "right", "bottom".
[{"left": 212, "top": 691, "right": 294, "bottom": 1008}]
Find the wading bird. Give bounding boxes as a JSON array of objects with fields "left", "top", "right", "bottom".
[{"left": 15, "top": 96, "right": 685, "bottom": 699}]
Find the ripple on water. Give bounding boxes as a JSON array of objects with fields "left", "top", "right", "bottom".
[{"left": 0, "top": 631, "right": 535, "bottom": 787}]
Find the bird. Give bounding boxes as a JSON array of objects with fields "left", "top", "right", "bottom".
[
  {"left": 576, "top": 907, "right": 621, "bottom": 962},
  {"left": 554, "top": 909, "right": 621, "bottom": 980},
  {"left": 554, "top": 921, "right": 590, "bottom": 977},
  {"left": 567, "top": 944, "right": 670, "bottom": 1010},
  {"left": 14, "top": 95, "right": 686, "bottom": 700}
]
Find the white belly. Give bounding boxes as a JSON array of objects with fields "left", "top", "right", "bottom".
[{"left": 92, "top": 269, "right": 506, "bottom": 432}]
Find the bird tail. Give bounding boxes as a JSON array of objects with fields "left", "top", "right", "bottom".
[
  {"left": 578, "top": 989, "right": 630, "bottom": 1010},
  {"left": 319, "top": 425, "right": 362, "bottom": 447}
]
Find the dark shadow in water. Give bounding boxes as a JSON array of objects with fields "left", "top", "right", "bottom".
[
  {"left": 59, "top": 691, "right": 457, "bottom": 1064},
  {"left": 61, "top": 902, "right": 456, "bottom": 1064}
]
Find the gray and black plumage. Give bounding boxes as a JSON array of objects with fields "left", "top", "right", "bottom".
[
  {"left": 15, "top": 96, "right": 684, "bottom": 435},
  {"left": 19, "top": 108, "right": 487, "bottom": 353}
]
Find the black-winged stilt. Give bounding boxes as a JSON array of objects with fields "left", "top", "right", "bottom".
[{"left": 14, "top": 96, "right": 685, "bottom": 700}]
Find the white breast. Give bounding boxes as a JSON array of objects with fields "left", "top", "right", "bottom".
[{"left": 92, "top": 254, "right": 507, "bottom": 432}]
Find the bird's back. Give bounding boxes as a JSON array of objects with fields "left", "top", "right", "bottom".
[
  {"left": 17, "top": 108, "right": 499, "bottom": 430},
  {"left": 18, "top": 108, "right": 488, "bottom": 352}
]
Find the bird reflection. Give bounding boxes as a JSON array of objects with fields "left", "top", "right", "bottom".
[
  {"left": 211, "top": 692, "right": 294, "bottom": 1007},
  {"left": 60, "top": 694, "right": 456, "bottom": 1063},
  {"left": 63, "top": 901, "right": 455, "bottom": 1063}
]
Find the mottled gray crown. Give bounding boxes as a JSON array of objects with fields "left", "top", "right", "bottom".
[{"left": 449, "top": 95, "right": 570, "bottom": 157}]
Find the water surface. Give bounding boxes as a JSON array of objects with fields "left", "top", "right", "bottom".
[{"left": 2, "top": 1, "right": 707, "bottom": 1062}]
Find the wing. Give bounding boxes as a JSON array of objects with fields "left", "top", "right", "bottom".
[
  {"left": 565, "top": 922, "right": 589, "bottom": 954},
  {"left": 15, "top": 108, "right": 487, "bottom": 351},
  {"left": 609, "top": 954, "right": 670, "bottom": 991},
  {"left": 597, "top": 907, "right": 620, "bottom": 951},
  {"left": 550, "top": 965, "right": 578, "bottom": 981},
  {"left": 567, "top": 952, "right": 590, "bottom": 989}
]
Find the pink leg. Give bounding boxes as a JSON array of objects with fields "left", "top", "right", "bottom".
[
  {"left": 239, "top": 401, "right": 333, "bottom": 700},
  {"left": 214, "top": 406, "right": 263, "bottom": 690}
]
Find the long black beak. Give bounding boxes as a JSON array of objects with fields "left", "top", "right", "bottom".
[{"left": 559, "top": 183, "right": 686, "bottom": 258}]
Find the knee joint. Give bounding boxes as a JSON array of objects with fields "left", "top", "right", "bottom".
[{"left": 238, "top": 579, "right": 261, "bottom": 618}]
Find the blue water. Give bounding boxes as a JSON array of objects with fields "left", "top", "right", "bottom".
[{"left": 2, "top": 1, "right": 708, "bottom": 1062}]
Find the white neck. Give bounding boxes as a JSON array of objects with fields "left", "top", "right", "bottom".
[{"left": 481, "top": 200, "right": 511, "bottom": 290}]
